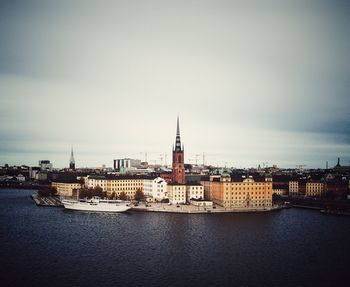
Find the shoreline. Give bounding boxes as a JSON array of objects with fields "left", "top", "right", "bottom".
[{"left": 130, "top": 203, "right": 283, "bottom": 214}]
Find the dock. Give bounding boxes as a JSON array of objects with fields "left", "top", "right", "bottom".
[{"left": 31, "top": 194, "right": 63, "bottom": 207}]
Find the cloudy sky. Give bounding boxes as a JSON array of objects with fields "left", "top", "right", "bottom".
[{"left": 0, "top": 0, "right": 349, "bottom": 168}]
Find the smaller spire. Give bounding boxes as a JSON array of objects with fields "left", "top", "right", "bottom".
[
  {"left": 70, "top": 146, "right": 75, "bottom": 164},
  {"left": 69, "top": 146, "right": 75, "bottom": 170}
]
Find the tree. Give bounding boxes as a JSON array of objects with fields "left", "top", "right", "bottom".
[
  {"left": 134, "top": 189, "right": 145, "bottom": 201},
  {"left": 108, "top": 192, "right": 116, "bottom": 200},
  {"left": 119, "top": 192, "right": 128, "bottom": 201},
  {"left": 78, "top": 186, "right": 106, "bottom": 199},
  {"left": 38, "top": 186, "right": 57, "bottom": 197}
]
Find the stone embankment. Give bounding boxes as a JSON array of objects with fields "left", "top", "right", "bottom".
[{"left": 131, "top": 203, "right": 282, "bottom": 214}]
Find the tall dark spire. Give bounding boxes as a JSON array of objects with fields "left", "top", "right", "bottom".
[
  {"left": 69, "top": 146, "right": 75, "bottom": 170},
  {"left": 174, "top": 116, "right": 182, "bottom": 152}
]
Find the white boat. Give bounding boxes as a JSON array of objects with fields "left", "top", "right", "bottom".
[{"left": 62, "top": 196, "right": 131, "bottom": 213}]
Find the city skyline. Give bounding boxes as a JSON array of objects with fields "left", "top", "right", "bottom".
[{"left": 1, "top": 0, "right": 349, "bottom": 168}]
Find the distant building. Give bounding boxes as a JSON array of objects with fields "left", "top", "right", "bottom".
[
  {"left": 289, "top": 180, "right": 325, "bottom": 197},
  {"left": 39, "top": 160, "right": 53, "bottom": 171},
  {"left": 289, "top": 180, "right": 300, "bottom": 196},
  {"left": 52, "top": 179, "right": 81, "bottom": 197},
  {"left": 305, "top": 181, "right": 325, "bottom": 197},
  {"left": 172, "top": 116, "right": 185, "bottom": 184},
  {"left": 113, "top": 158, "right": 141, "bottom": 171}
]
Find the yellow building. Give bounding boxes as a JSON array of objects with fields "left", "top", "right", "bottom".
[
  {"left": 86, "top": 175, "right": 145, "bottom": 199},
  {"left": 305, "top": 181, "right": 325, "bottom": 197},
  {"left": 272, "top": 188, "right": 288, "bottom": 196},
  {"left": 52, "top": 181, "right": 81, "bottom": 197},
  {"left": 186, "top": 184, "right": 204, "bottom": 201},
  {"left": 167, "top": 183, "right": 186, "bottom": 204},
  {"left": 205, "top": 175, "right": 273, "bottom": 209},
  {"left": 106, "top": 176, "right": 144, "bottom": 199},
  {"left": 289, "top": 181, "right": 299, "bottom": 196}
]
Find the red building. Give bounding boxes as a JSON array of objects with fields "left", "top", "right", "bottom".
[{"left": 172, "top": 117, "right": 185, "bottom": 184}]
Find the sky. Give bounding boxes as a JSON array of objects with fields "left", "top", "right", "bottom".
[{"left": 0, "top": 0, "right": 349, "bottom": 168}]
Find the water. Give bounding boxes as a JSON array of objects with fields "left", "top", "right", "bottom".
[{"left": 1, "top": 189, "right": 350, "bottom": 287}]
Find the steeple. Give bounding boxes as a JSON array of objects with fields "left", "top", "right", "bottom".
[
  {"left": 69, "top": 146, "right": 75, "bottom": 170},
  {"left": 335, "top": 157, "right": 341, "bottom": 168},
  {"left": 174, "top": 115, "right": 182, "bottom": 152},
  {"left": 172, "top": 115, "right": 185, "bottom": 184}
]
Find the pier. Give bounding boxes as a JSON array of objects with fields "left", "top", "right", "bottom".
[{"left": 31, "top": 194, "right": 63, "bottom": 207}]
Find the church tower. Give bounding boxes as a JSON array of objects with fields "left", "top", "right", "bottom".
[
  {"left": 172, "top": 116, "right": 185, "bottom": 184},
  {"left": 69, "top": 146, "right": 75, "bottom": 170}
]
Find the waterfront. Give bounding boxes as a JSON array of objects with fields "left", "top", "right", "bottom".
[{"left": 1, "top": 189, "right": 350, "bottom": 287}]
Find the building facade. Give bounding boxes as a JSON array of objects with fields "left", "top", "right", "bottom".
[
  {"left": 305, "top": 181, "right": 325, "bottom": 197},
  {"left": 113, "top": 158, "right": 141, "bottom": 171},
  {"left": 86, "top": 175, "right": 108, "bottom": 191},
  {"left": 186, "top": 184, "right": 204, "bottom": 202},
  {"left": 205, "top": 175, "right": 273, "bottom": 209},
  {"left": 106, "top": 176, "right": 144, "bottom": 199},
  {"left": 143, "top": 177, "right": 167, "bottom": 201},
  {"left": 52, "top": 181, "right": 81, "bottom": 197},
  {"left": 167, "top": 183, "right": 186, "bottom": 204}
]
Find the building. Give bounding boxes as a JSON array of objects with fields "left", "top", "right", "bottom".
[
  {"left": 39, "top": 160, "right": 53, "bottom": 171},
  {"left": 143, "top": 177, "right": 167, "bottom": 201},
  {"left": 289, "top": 181, "right": 298, "bottom": 196},
  {"left": 86, "top": 175, "right": 108, "bottom": 191},
  {"left": 167, "top": 183, "right": 186, "bottom": 204},
  {"left": 69, "top": 146, "right": 75, "bottom": 170},
  {"left": 201, "top": 179, "right": 213, "bottom": 200},
  {"left": 106, "top": 175, "right": 144, "bottom": 199},
  {"left": 186, "top": 184, "right": 204, "bottom": 202},
  {"left": 172, "top": 116, "right": 185, "bottom": 184},
  {"left": 204, "top": 174, "right": 273, "bottom": 209},
  {"left": 113, "top": 158, "right": 141, "bottom": 171},
  {"left": 305, "top": 181, "right": 325, "bottom": 197},
  {"left": 272, "top": 188, "right": 288, "bottom": 196},
  {"left": 52, "top": 180, "right": 81, "bottom": 197}
]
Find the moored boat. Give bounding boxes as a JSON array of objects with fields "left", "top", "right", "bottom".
[{"left": 62, "top": 196, "right": 131, "bottom": 212}]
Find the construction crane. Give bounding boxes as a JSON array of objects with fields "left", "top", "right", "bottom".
[{"left": 195, "top": 154, "right": 201, "bottom": 165}]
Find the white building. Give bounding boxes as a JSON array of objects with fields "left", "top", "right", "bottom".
[
  {"left": 113, "top": 158, "right": 141, "bottom": 171},
  {"left": 16, "top": 174, "right": 26, "bottom": 182},
  {"left": 167, "top": 184, "right": 187, "bottom": 204},
  {"left": 39, "top": 160, "right": 53, "bottom": 171},
  {"left": 186, "top": 184, "right": 204, "bottom": 201},
  {"left": 143, "top": 177, "right": 167, "bottom": 201},
  {"left": 86, "top": 175, "right": 108, "bottom": 191}
]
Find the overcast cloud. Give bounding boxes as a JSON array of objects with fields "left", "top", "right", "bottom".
[{"left": 0, "top": 0, "right": 349, "bottom": 168}]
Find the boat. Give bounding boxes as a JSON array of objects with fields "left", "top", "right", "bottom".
[{"left": 61, "top": 196, "right": 131, "bottom": 213}]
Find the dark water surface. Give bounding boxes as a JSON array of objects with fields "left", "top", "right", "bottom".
[{"left": 1, "top": 189, "right": 350, "bottom": 287}]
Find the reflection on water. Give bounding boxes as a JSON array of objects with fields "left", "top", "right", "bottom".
[{"left": 1, "top": 189, "right": 350, "bottom": 287}]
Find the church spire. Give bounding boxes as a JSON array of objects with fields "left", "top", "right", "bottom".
[
  {"left": 176, "top": 115, "right": 180, "bottom": 136},
  {"left": 174, "top": 116, "right": 182, "bottom": 152},
  {"left": 69, "top": 146, "right": 75, "bottom": 170}
]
